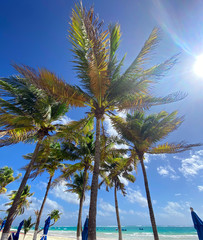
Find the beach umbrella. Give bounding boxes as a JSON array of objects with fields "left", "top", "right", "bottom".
[
  {"left": 191, "top": 208, "right": 203, "bottom": 240},
  {"left": 0, "top": 220, "right": 6, "bottom": 231},
  {"left": 82, "top": 217, "right": 88, "bottom": 240},
  {"left": 8, "top": 220, "right": 24, "bottom": 240},
  {"left": 40, "top": 216, "right": 51, "bottom": 240}
]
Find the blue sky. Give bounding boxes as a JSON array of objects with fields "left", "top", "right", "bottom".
[{"left": 0, "top": 0, "right": 203, "bottom": 227}]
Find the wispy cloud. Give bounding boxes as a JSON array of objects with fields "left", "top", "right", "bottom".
[
  {"left": 50, "top": 181, "right": 89, "bottom": 206},
  {"left": 198, "top": 186, "right": 203, "bottom": 192},
  {"left": 178, "top": 150, "right": 203, "bottom": 177},
  {"left": 104, "top": 112, "right": 126, "bottom": 138},
  {"left": 157, "top": 165, "right": 179, "bottom": 180},
  {"left": 98, "top": 198, "right": 115, "bottom": 213},
  {"left": 126, "top": 188, "right": 147, "bottom": 207},
  {"left": 144, "top": 153, "right": 166, "bottom": 165},
  {"left": 160, "top": 201, "right": 191, "bottom": 219},
  {"left": 52, "top": 115, "right": 72, "bottom": 125}
]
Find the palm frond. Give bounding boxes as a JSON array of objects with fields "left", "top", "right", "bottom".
[
  {"left": 69, "top": 3, "right": 110, "bottom": 102},
  {"left": 148, "top": 142, "right": 201, "bottom": 154},
  {"left": 13, "top": 64, "right": 86, "bottom": 107}
]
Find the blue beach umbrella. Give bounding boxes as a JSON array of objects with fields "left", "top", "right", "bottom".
[
  {"left": 40, "top": 216, "right": 51, "bottom": 240},
  {"left": 0, "top": 220, "right": 6, "bottom": 231},
  {"left": 82, "top": 217, "right": 89, "bottom": 240},
  {"left": 8, "top": 220, "right": 24, "bottom": 240},
  {"left": 191, "top": 208, "right": 203, "bottom": 240}
]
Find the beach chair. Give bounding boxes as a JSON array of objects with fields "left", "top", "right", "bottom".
[
  {"left": 0, "top": 220, "right": 6, "bottom": 231},
  {"left": 8, "top": 220, "right": 24, "bottom": 240},
  {"left": 190, "top": 207, "right": 203, "bottom": 240},
  {"left": 40, "top": 217, "right": 51, "bottom": 240},
  {"left": 82, "top": 217, "right": 88, "bottom": 240}
]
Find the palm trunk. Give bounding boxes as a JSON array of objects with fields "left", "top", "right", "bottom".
[
  {"left": 88, "top": 117, "right": 101, "bottom": 240},
  {"left": 77, "top": 166, "right": 88, "bottom": 240},
  {"left": 139, "top": 153, "right": 159, "bottom": 240},
  {"left": 114, "top": 185, "right": 122, "bottom": 240},
  {"left": 77, "top": 197, "right": 84, "bottom": 240},
  {"left": 33, "top": 174, "right": 53, "bottom": 240},
  {"left": 1, "top": 138, "right": 43, "bottom": 240}
]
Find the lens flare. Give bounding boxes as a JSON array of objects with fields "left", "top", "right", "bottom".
[{"left": 193, "top": 54, "right": 203, "bottom": 77}]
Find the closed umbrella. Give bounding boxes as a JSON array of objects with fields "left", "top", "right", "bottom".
[
  {"left": 0, "top": 220, "right": 6, "bottom": 231},
  {"left": 82, "top": 217, "right": 88, "bottom": 240},
  {"left": 190, "top": 207, "right": 203, "bottom": 240},
  {"left": 40, "top": 216, "right": 51, "bottom": 240},
  {"left": 8, "top": 220, "right": 24, "bottom": 240}
]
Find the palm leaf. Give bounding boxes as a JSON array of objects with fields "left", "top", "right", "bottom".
[
  {"left": 12, "top": 64, "right": 86, "bottom": 107},
  {"left": 69, "top": 3, "right": 110, "bottom": 102},
  {"left": 148, "top": 142, "right": 201, "bottom": 154}
]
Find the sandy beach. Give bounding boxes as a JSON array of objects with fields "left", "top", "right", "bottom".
[{"left": 0, "top": 232, "right": 76, "bottom": 240}]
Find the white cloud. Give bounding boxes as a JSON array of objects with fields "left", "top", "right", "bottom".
[
  {"left": 46, "top": 198, "right": 64, "bottom": 213},
  {"left": 50, "top": 181, "right": 79, "bottom": 204},
  {"left": 118, "top": 176, "right": 129, "bottom": 186},
  {"left": 97, "top": 210, "right": 112, "bottom": 217},
  {"left": 157, "top": 165, "right": 179, "bottom": 180},
  {"left": 175, "top": 193, "right": 181, "bottom": 197},
  {"left": 98, "top": 199, "right": 115, "bottom": 213},
  {"left": 52, "top": 115, "right": 72, "bottom": 125},
  {"left": 97, "top": 199, "right": 128, "bottom": 217},
  {"left": 157, "top": 167, "right": 169, "bottom": 175},
  {"left": 104, "top": 116, "right": 118, "bottom": 137},
  {"left": 50, "top": 181, "right": 90, "bottom": 207},
  {"left": 104, "top": 112, "right": 127, "bottom": 137},
  {"left": 198, "top": 186, "right": 203, "bottom": 192},
  {"left": 160, "top": 201, "right": 191, "bottom": 219},
  {"left": 126, "top": 188, "right": 147, "bottom": 207},
  {"left": 144, "top": 153, "right": 150, "bottom": 163},
  {"left": 178, "top": 150, "right": 203, "bottom": 177},
  {"left": 144, "top": 153, "right": 166, "bottom": 165}
]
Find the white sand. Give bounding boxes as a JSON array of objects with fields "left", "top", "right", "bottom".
[{"left": 0, "top": 232, "right": 76, "bottom": 240}]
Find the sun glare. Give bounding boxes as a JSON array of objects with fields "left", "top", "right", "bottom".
[{"left": 193, "top": 54, "right": 203, "bottom": 77}]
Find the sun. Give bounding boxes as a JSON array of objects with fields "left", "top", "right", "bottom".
[{"left": 193, "top": 54, "right": 203, "bottom": 77}]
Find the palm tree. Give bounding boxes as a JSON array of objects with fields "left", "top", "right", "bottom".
[
  {"left": 0, "top": 73, "right": 72, "bottom": 240},
  {"left": 5, "top": 185, "right": 33, "bottom": 221},
  {"left": 111, "top": 111, "right": 200, "bottom": 240},
  {"left": 48, "top": 210, "right": 62, "bottom": 227},
  {"left": 0, "top": 167, "right": 21, "bottom": 194},
  {"left": 66, "top": 171, "right": 90, "bottom": 240},
  {"left": 23, "top": 216, "right": 35, "bottom": 240},
  {"left": 53, "top": 132, "right": 94, "bottom": 240},
  {"left": 23, "top": 142, "right": 66, "bottom": 240},
  {"left": 100, "top": 149, "right": 135, "bottom": 240},
  {"left": 18, "top": 4, "right": 185, "bottom": 238},
  {"left": 37, "top": 209, "right": 62, "bottom": 235}
]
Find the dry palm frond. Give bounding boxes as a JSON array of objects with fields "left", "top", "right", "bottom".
[
  {"left": 69, "top": 3, "right": 110, "bottom": 102},
  {"left": 13, "top": 64, "right": 87, "bottom": 107},
  {"left": 148, "top": 142, "right": 201, "bottom": 154}
]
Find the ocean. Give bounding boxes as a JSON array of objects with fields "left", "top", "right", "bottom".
[{"left": 45, "top": 226, "right": 198, "bottom": 239}]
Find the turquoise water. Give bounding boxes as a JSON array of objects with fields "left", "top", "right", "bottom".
[
  {"left": 44, "top": 226, "right": 198, "bottom": 239},
  {"left": 49, "top": 226, "right": 196, "bottom": 234},
  {"left": 11, "top": 225, "right": 198, "bottom": 239}
]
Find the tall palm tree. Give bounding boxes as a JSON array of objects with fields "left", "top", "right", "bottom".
[
  {"left": 100, "top": 156, "right": 135, "bottom": 240},
  {"left": 56, "top": 133, "right": 94, "bottom": 240},
  {"left": 5, "top": 185, "right": 33, "bottom": 221},
  {"left": 23, "top": 141, "right": 66, "bottom": 240},
  {"left": 111, "top": 111, "right": 200, "bottom": 240},
  {"left": 66, "top": 171, "right": 90, "bottom": 240},
  {"left": 0, "top": 167, "right": 21, "bottom": 194},
  {"left": 18, "top": 4, "right": 185, "bottom": 238},
  {"left": 0, "top": 74, "right": 73, "bottom": 240}
]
